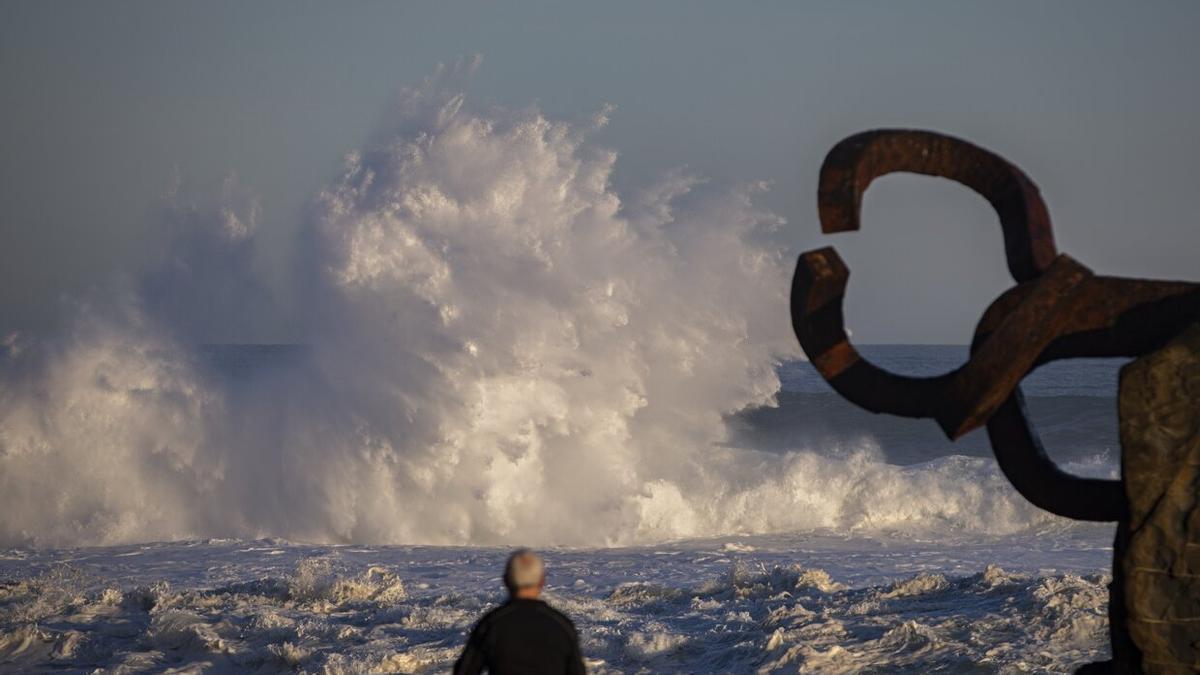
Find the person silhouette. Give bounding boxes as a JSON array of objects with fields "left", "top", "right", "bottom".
[{"left": 453, "top": 549, "right": 586, "bottom": 675}]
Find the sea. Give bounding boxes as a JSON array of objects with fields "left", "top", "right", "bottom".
[{"left": 0, "top": 346, "right": 1125, "bottom": 673}]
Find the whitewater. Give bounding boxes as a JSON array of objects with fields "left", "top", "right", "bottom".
[{"left": 0, "top": 66, "right": 1120, "bottom": 671}]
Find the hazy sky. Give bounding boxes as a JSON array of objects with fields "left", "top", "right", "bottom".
[{"left": 2, "top": 1, "right": 1198, "bottom": 343}]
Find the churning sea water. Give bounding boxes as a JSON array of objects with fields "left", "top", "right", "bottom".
[
  {"left": 0, "top": 73, "right": 1126, "bottom": 672},
  {"left": 0, "top": 346, "right": 1122, "bottom": 673}
]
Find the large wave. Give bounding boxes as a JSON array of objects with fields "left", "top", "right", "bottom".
[{"left": 0, "top": 68, "right": 1060, "bottom": 547}]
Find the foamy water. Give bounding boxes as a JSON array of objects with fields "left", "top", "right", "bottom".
[
  {"left": 0, "top": 64, "right": 801, "bottom": 548},
  {"left": 0, "top": 65, "right": 1124, "bottom": 671},
  {"left": 0, "top": 530, "right": 1113, "bottom": 673},
  {"left": 0, "top": 64, "right": 1124, "bottom": 550}
]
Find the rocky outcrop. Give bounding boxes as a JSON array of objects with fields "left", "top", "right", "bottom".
[{"left": 1118, "top": 322, "right": 1200, "bottom": 673}]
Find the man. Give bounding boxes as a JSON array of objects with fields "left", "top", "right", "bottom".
[{"left": 453, "top": 549, "right": 586, "bottom": 675}]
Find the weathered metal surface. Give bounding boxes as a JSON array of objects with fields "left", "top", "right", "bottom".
[
  {"left": 793, "top": 129, "right": 1200, "bottom": 523},
  {"left": 817, "top": 130, "right": 1058, "bottom": 282},
  {"left": 1117, "top": 324, "right": 1200, "bottom": 673},
  {"left": 794, "top": 129, "right": 1200, "bottom": 672}
]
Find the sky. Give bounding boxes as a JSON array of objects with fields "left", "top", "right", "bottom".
[{"left": 2, "top": 1, "right": 1198, "bottom": 344}]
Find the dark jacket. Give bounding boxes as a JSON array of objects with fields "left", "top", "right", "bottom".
[{"left": 453, "top": 598, "right": 586, "bottom": 675}]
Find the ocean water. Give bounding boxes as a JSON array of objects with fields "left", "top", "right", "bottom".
[
  {"left": 743, "top": 345, "right": 1124, "bottom": 470},
  {"left": 0, "top": 78, "right": 1133, "bottom": 672},
  {"left": 0, "top": 346, "right": 1124, "bottom": 673}
]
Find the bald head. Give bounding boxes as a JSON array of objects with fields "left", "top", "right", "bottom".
[{"left": 503, "top": 549, "right": 545, "bottom": 598}]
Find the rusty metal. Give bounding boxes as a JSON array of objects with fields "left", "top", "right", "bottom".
[
  {"left": 791, "top": 129, "right": 1200, "bottom": 523},
  {"left": 817, "top": 130, "right": 1057, "bottom": 282}
]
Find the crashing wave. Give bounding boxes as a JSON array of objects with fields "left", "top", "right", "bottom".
[{"left": 0, "top": 66, "right": 1076, "bottom": 547}]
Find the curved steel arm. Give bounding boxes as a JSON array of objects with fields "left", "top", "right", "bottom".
[
  {"left": 984, "top": 392, "right": 1127, "bottom": 522},
  {"left": 793, "top": 128, "right": 1200, "bottom": 522},
  {"left": 792, "top": 246, "right": 1093, "bottom": 439},
  {"left": 970, "top": 280, "right": 1200, "bottom": 522},
  {"left": 818, "top": 129, "right": 1057, "bottom": 282}
]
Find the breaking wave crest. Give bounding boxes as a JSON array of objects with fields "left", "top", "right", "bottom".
[{"left": 0, "top": 67, "right": 1065, "bottom": 547}]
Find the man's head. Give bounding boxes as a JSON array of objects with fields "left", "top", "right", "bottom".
[{"left": 503, "top": 548, "right": 545, "bottom": 599}]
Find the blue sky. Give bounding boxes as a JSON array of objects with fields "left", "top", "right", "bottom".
[{"left": 3, "top": 1, "right": 1198, "bottom": 342}]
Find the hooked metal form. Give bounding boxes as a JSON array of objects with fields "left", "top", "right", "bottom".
[{"left": 791, "top": 130, "right": 1200, "bottom": 522}]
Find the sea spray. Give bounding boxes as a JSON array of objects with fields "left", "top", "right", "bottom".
[{"left": 0, "top": 69, "right": 1066, "bottom": 547}]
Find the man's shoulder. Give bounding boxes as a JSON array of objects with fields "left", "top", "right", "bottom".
[
  {"left": 481, "top": 600, "right": 577, "bottom": 638},
  {"left": 530, "top": 601, "right": 578, "bottom": 638}
]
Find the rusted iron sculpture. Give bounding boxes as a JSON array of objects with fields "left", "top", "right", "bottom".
[{"left": 792, "top": 130, "right": 1200, "bottom": 674}]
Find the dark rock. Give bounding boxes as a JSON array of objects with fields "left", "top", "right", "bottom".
[{"left": 1118, "top": 322, "right": 1200, "bottom": 673}]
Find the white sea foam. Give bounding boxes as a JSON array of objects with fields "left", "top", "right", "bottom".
[
  {"left": 0, "top": 536, "right": 1113, "bottom": 673},
  {"left": 0, "top": 66, "right": 1079, "bottom": 548}
]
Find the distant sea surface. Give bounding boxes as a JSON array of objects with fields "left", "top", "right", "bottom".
[{"left": 740, "top": 345, "right": 1123, "bottom": 471}]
